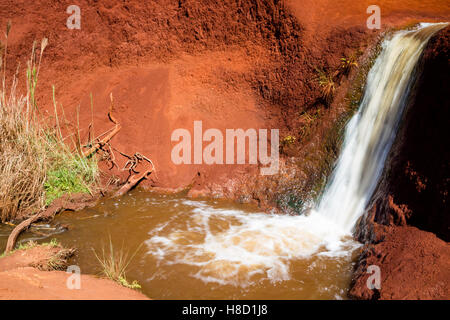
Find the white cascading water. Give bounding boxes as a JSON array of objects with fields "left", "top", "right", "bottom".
[
  {"left": 312, "top": 23, "right": 448, "bottom": 232},
  {"left": 146, "top": 23, "right": 448, "bottom": 285}
]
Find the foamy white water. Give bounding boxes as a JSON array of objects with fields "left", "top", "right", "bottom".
[
  {"left": 146, "top": 23, "right": 447, "bottom": 285},
  {"left": 147, "top": 200, "right": 357, "bottom": 285}
]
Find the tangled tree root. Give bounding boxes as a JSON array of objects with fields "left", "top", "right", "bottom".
[
  {"left": 109, "top": 150, "right": 156, "bottom": 197},
  {"left": 113, "top": 169, "right": 153, "bottom": 198},
  {"left": 84, "top": 93, "right": 157, "bottom": 194}
]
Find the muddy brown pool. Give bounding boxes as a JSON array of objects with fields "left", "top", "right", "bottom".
[{"left": 0, "top": 190, "right": 360, "bottom": 299}]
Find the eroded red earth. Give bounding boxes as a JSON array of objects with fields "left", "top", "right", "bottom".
[{"left": 0, "top": 0, "right": 449, "bottom": 300}]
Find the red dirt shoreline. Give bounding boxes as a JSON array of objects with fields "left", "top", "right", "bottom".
[{"left": 0, "top": 246, "right": 148, "bottom": 300}]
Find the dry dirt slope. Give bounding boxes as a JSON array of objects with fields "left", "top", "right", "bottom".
[{"left": 1, "top": 0, "right": 447, "bottom": 192}]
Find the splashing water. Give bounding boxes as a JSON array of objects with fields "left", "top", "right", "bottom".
[
  {"left": 312, "top": 23, "right": 449, "bottom": 232},
  {"left": 146, "top": 23, "right": 448, "bottom": 286},
  {"left": 147, "top": 200, "right": 357, "bottom": 286}
]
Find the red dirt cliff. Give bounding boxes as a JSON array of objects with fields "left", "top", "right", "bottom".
[{"left": 1, "top": 0, "right": 449, "bottom": 300}]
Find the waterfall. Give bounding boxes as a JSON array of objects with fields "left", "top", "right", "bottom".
[
  {"left": 146, "top": 23, "right": 448, "bottom": 285},
  {"left": 312, "top": 23, "right": 448, "bottom": 233}
]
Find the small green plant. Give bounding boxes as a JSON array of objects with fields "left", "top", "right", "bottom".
[
  {"left": 281, "top": 135, "right": 296, "bottom": 145},
  {"left": 93, "top": 236, "right": 143, "bottom": 290},
  {"left": 315, "top": 68, "right": 337, "bottom": 104},
  {"left": 48, "top": 238, "right": 59, "bottom": 247},
  {"left": 280, "top": 135, "right": 296, "bottom": 155},
  {"left": 298, "top": 109, "right": 322, "bottom": 141},
  {"left": 15, "top": 240, "right": 38, "bottom": 251},
  {"left": 44, "top": 154, "right": 97, "bottom": 205},
  {"left": 118, "top": 277, "right": 142, "bottom": 290}
]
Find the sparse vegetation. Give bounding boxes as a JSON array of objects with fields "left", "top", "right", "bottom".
[
  {"left": 310, "top": 41, "right": 384, "bottom": 200},
  {"left": 340, "top": 54, "right": 359, "bottom": 75},
  {"left": 43, "top": 246, "right": 76, "bottom": 271},
  {"left": 0, "top": 22, "right": 98, "bottom": 222},
  {"left": 93, "top": 236, "right": 143, "bottom": 290},
  {"left": 44, "top": 145, "right": 98, "bottom": 205},
  {"left": 346, "top": 39, "right": 383, "bottom": 110},
  {"left": 1, "top": 238, "right": 60, "bottom": 257},
  {"left": 281, "top": 135, "right": 296, "bottom": 145},
  {"left": 315, "top": 68, "right": 338, "bottom": 104},
  {"left": 0, "top": 239, "right": 75, "bottom": 270},
  {"left": 298, "top": 109, "right": 322, "bottom": 141},
  {"left": 280, "top": 135, "right": 296, "bottom": 154},
  {"left": 315, "top": 51, "right": 362, "bottom": 107},
  {"left": 309, "top": 112, "right": 350, "bottom": 199},
  {"left": 0, "top": 240, "right": 40, "bottom": 257}
]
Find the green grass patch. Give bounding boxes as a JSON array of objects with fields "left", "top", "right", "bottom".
[{"left": 44, "top": 153, "right": 97, "bottom": 206}]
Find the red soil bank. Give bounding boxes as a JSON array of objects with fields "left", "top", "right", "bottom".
[
  {"left": 1, "top": 0, "right": 447, "bottom": 193},
  {"left": 1, "top": 0, "right": 449, "bottom": 299},
  {"left": 0, "top": 246, "right": 148, "bottom": 300},
  {"left": 350, "top": 225, "right": 450, "bottom": 299}
]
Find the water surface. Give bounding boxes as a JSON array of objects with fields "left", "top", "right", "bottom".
[{"left": 0, "top": 190, "right": 358, "bottom": 299}]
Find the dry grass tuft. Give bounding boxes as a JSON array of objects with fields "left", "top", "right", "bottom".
[
  {"left": 93, "top": 236, "right": 142, "bottom": 290},
  {"left": 340, "top": 55, "right": 359, "bottom": 75},
  {"left": 315, "top": 68, "right": 338, "bottom": 104},
  {"left": 0, "top": 45, "right": 47, "bottom": 221},
  {"left": 0, "top": 23, "right": 98, "bottom": 222}
]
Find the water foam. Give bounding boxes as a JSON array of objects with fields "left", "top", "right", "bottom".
[{"left": 146, "top": 200, "right": 358, "bottom": 285}]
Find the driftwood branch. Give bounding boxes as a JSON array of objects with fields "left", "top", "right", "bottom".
[
  {"left": 5, "top": 212, "right": 43, "bottom": 253},
  {"left": 112, "top": 150, "right": 156, "bottom": 197},
  {"left": 82, "top": 93, "right": 121, "bottom": 158},
  {"left": 5, "top": 196, "right": 97, "bottom": 253},
  {"left": 113, "top": 169, "right": 153, "bottom": 197}
]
